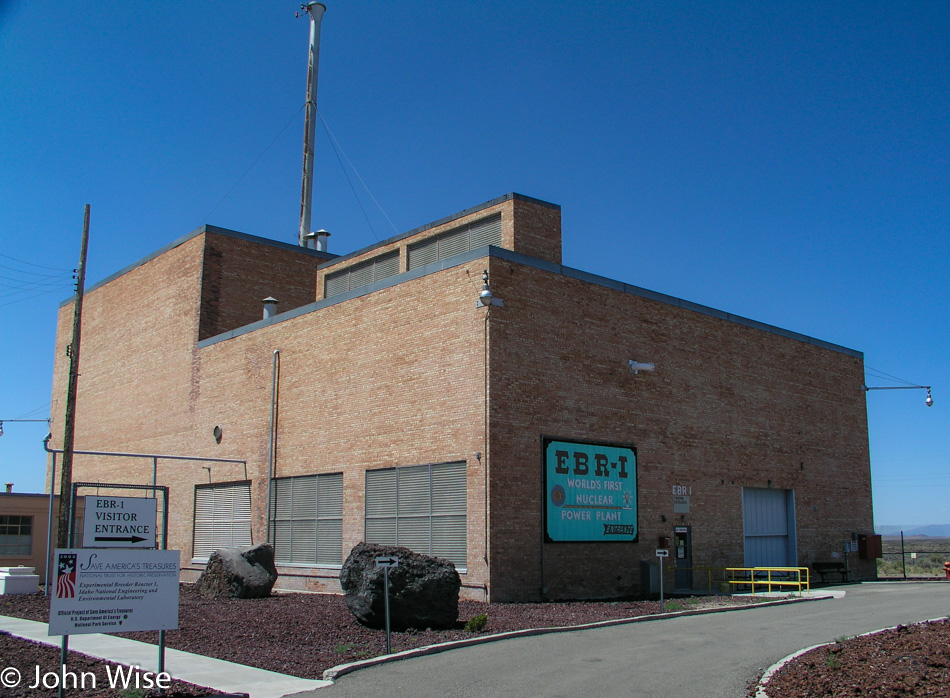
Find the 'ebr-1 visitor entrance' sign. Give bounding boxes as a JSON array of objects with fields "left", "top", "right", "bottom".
[
  {"left": 544, "top": 438, "right": 637, "bottom": 542},
  {"left": 82, "top": 496, "right": 157, "bottom": 548}
]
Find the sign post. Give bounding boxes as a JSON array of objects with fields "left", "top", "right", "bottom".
[
  {"left": 656, "top": 549, "right": 669, "bottom": 609},
  {"left": 375, "top": 556, "right": 398, "bottom": 654}
]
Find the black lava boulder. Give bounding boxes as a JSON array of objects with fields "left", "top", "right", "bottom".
[
  {"left": 195, "top": 543, "right": 279, "bottom": 599},
  {"left": 340, "top": 542, "right": 460, "bottom": 630}
]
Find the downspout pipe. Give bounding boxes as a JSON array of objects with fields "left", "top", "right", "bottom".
[
  {"left": 266, "top": 350, "right": 280, "bottom": 544},
  {"left": 43, "top": 434, "right": 55, "bottom": 596}
]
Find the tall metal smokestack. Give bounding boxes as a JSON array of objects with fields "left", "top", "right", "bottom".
[{"left": 298, "top": 2, "right": 327, "bottom": 247}]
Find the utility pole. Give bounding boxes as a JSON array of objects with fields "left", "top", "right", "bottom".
[{"left": 56, "top": 204, "right": 90, "bottom": 549}]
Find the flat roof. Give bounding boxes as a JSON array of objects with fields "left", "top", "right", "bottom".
[
  {"left": 199, "top": 243, "right": 862, "bottom": 359},
  {"left": 60, "top": 224, "right": 334, "bottom": 307},
  {"left": 54, "top": 193, "right": 859, "bottom": 359}
]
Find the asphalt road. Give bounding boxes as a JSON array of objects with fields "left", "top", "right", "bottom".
[{"left": 308, "top": 582, "right": 950, "bottom": 698}]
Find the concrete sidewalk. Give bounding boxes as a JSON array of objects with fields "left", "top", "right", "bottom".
[{"left": 0, "top": 614, "right": 330, "bottom": 698}]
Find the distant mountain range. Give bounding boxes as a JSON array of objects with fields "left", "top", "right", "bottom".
[{"left": 876, "top": 524, "right": 950, "bottom": 537}]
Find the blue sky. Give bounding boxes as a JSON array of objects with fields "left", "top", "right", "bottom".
[{"left": 1, "top": 1, "right": 946, "bottom": 528}]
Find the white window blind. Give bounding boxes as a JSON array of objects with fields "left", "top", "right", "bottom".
[
  {"left": 270, "top": 473, "right": 343, "bottom": 565},
  {"left": 193, "top": 481, "right": 252, "bottom": 559},
  {"left": 364, "top": 462, "right": 466, "bottom": 568}
]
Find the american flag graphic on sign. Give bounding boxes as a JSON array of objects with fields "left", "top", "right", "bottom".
[{"left": 56, "top": 553, "right": 77, "bottom": 599}]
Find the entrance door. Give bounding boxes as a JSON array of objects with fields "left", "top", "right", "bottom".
[{"left": 673, "top": 526, "right": 692, "bottom": 590}]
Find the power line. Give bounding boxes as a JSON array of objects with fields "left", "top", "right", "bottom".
[
  {"left": 0, "top": 284, "right": 74, "bottom": 308},
  {"left": 0, "top": 263, "right": 71, "bottom": 279},
  {"left": 0, "top": 253, "right": 72, "bottom": 273}
]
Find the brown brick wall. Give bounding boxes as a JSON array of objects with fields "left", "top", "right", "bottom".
[
  {"left": 485, "top": 261, "right": 872, "bottom": 600},
  {"left": 198, "top": 232, "right": 324, "bottom": 340},
  {"left": 52, "top": 246, "right": 493, "bottom": 594},
  {"left": 510, "top": 198, "right": 561, "bottom": 264},
  {"left": 51, "top": 234, "right": 205, "bottom": 459},
  {"left": 192, "top": 264, "right": 490, "bottom": 593}
]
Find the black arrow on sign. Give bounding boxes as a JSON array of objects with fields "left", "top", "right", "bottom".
[{"left": 94, "top": 535, "right": 147, "bottom": 544}]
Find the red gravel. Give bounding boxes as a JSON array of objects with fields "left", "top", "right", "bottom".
[
  {"left": 0, "top": 633, "right": 213, "bottom": 697},
  {"left": 755, "top": 619, "right": 950, "bottom": 697}
]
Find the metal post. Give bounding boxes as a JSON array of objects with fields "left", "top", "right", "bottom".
[
  {"left": 901, "top": 531, "right": 907, "bottom": 579},
  {"left": 158, "top": 485, "right": 169, "bottom": 691},
  {"left": 659, "top": 561, "right": 664, "bottom": 610},
  {"left": 383, "top": 566, "right": 391, "bottom": 654},
  {"left": 58, "top": 636, "right": 68, "bottom": 698}
]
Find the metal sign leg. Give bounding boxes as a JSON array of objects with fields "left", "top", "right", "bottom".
[{"left": 383, "top": 566, "right": 391, "bottom": 655}]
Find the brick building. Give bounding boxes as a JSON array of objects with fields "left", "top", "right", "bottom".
[{"left": 49, "top": 193, "right": 875, "bottom": 601}]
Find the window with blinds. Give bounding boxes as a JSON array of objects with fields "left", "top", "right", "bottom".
[
  {"left": 192, "top": 481, "right": 252, "bottom": 559},
  {"left": 407, "top": 214, "right": 502, "bottom": 271},
  {"left": 325, "top": 250, "right": 400, "bottom": 298},
  {"left": 364, "top": 462, "right": 466, "bottom": 569},
  {"left": 269, "top": 473, "right": 343, "bottom": 566}
]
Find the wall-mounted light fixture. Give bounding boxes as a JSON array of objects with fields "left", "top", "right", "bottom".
[
  {"left": 476, "top": 270, "right": 504, "bottom": 308},
  {"left": 864, "top": 384, "right": 933, "bottom": 407},
  {"left": 628, "top": 360, "right": 655, "bottom": 374},
  {"left": 212, "top": 426, "right": 223, "bottom": 444}
]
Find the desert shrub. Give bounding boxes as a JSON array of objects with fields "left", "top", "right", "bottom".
[{"left": 464, "top": 613, "right": 488, "bottom": 632}]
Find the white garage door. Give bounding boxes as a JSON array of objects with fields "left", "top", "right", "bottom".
[{"left": 743, "top": 487, "right": 797, "bottom": 567}]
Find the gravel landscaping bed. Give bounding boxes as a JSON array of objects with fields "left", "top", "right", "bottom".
[
  {"left": 9, "top": 585, "right": 906, "bottom": 697},
  {"left": 755, "top": 618, "right": 950, "bottom": 697},
  {"left": 0, "top": 632, "right": 212, "bottom": 697}
]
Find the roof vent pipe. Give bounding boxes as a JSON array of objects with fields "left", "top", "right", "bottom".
[
  {"left": 263, "top": 297, "right": 278, "bottom": 320},
  {"left": 314, "top": 229, "right": 330, "bottom": 252},
  {"left": 302, "top": 229, "right": 330, "bottom": 251},
  {"left": 298, "top": 2, "right": 327, "bottom": 247}
]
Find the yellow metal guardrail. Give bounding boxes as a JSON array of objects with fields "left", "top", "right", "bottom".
[
  {"left": 724, "top": 566, "right": 810, "bottom": 596},
  {"left": 668, "top": 566, "right": 811, "bottom": 596}
]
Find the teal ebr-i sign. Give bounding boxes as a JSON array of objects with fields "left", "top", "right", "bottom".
[{"left": 544, "top": 438, "right": 637, "bottom": 543}]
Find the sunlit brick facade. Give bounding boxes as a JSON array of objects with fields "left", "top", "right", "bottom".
[{"left": 50, "top": 193, "right": 875, "bottom": 601}]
